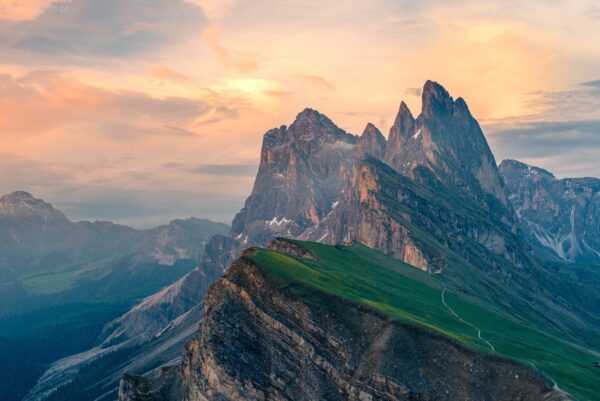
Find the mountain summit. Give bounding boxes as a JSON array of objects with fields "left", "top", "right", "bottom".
[
  {"left": 0, "top": 191, "right": 68, "bottom": 223},
  {"left": 384, "top": 80, "right": 511, "bottom": 209}
]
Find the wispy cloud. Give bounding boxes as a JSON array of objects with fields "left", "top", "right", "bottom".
[
  {"left": 191, "top": 163, "right": 257, "bottom": 176},
  {"left": 0, "top": 70, "right": 227, "bottom": 137},
  {"left": 296, "top": 75, "right": 336, "bottom": 91},
  {"left": 202, "top": 26, "right": 259, "bottom": 73},
  {"left": 148, "top": 65, "right": 190, "bottom": 83},
  {"left": 0, "top": 0, "right": 205, "bottom": 61}
]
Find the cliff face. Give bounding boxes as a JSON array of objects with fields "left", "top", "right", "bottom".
[
  {"left": 384, "top": 82, "right": 511, "bottom": 211},
  {"left": 119, "top": 249, "right": 565, "bottom": 401},
  {"left": 231, "top": 108, "right": 357, "bottom": 243},
  {"left": 499, "top": 159, "right": 600, "bottom": 263}
]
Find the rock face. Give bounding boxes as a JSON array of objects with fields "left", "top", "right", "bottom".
[
  {"left": 119, "top": 251, "right": 565, "bottom": 401},
  {"left": 231, "top": 108, "right": 357, "bottom": 243},
  {"left": 300, "top": 81, "right": 521, "bottom": 272},
  {"left": 499, "top": 159, "right": 600, "bottom": 263},
  {"left": 199, "top": 108, "right": 359, "bottom": 276},
  {"left": 116, "top": 82, "right": 600, "bottom": 401},
  {"left": 384, "top": 81, "right": 511, "bottom": 210},
  {"left": 23, "top": 268, "right": 214, "bottom": 401},
  {"left": 201, "top": 82, "right": 517, "bottom": 275}
]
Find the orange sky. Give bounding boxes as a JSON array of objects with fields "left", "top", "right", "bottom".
[{"left": 1, "top": 0, "right": 600, "bottom": 226}]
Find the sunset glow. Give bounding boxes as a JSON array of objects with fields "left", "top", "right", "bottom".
[{"left": 2, "top": 0, "right": 600, "bottom": 225}]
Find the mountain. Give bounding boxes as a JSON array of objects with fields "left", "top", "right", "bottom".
[
  {"left": 384, "top": 82, "right": 511, "bottom": 209},
  {"left": 499, "top": 159, "right": 600, "bottom": 263},
  {"left": 0, "top": 191, "right": 228, "bottom": 285},
  {"left": 24, "top": 268, "right": 212, "bottom": 401},
  {"left": 231, "top": 108, "right": 357, "bottom": 243},
  {"left": 120, "top": 239, "right": 597, "bottom": 401},
  {"left": 115, "top": 81, "right": 600, "bottom": 401},
  {"left": 0, "top": 192, "right": 228, "bottom": 401}
]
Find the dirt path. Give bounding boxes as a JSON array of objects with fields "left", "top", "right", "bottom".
[
  {"left": 439, "top": 281, "right": 495, "bottom": 352},
  {"left": 436, "top": 279, "right": 572, "bottom": 399}
]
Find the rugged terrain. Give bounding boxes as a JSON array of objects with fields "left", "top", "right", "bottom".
[
  {"left": 0, "top": 192, "right": 228, "bottom": 401},
  {"left": 120, "top": 240, "right": 592, "bottom": 401},
  {"left": 499, "top": 159, "right": 600, "bottom": 264},
  {"left": 32, "top": 80, "right": 600, "bottom": 401}
]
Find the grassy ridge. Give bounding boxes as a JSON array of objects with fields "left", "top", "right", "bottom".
[{"left": 248, "top": 240, "right": 599, "bottom": 401}]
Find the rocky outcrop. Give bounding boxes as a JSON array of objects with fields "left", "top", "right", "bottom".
[
  {"left": 355, "top": 123, "right": 386, "bottom": 161},
  {"left": 120, "top": 254, "right": 566, "bottom": 401},
  {"left": 384, "top": 81, "right": 511, "bottom": 211},
  {"left": 499, "top": 159, "right": 600, "bottom": 263},
  {"left": 24, "top": 268, "right": 211, "bottom": 401},
  {"left": 266, "top": 237, "right": 316, "bottom": 259},
  {"left": 231, "top": 108, "right": 358, "bottom": 243}
]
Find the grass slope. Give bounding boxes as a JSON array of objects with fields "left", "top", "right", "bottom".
[{"left": 248, "top": 240, "right": 599, "bottom": 401}]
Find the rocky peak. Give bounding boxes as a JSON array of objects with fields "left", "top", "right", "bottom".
[
  {"left": 421, "top": 80, "right": 454, "bottom": 118},
  {"left": 0, "top": 191, "right": 68, "bottom": 222},
  {"left": 499, "top": 159, "right": 556, "bottom": 181},
  {"left": 384, "top": 81, "right": 511, "bottom": 210},
  {"left": 385, "top": 102, "right": 416, "bottom": 169},
  {"left": 230, "top": 109, "right": 357, "bottom": 242},
  {"left": 499, "top": 160, "right": 600, "bottom": 263},
  {"left": 354, "top": 122, "right": 386, "bottom": 160},
  {"left": 286, "top": 108, "right": 356, "bottom": 145}
]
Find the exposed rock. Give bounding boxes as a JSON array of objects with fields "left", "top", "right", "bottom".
[
  {"left": 120, "top": 256, "right": 566, "bottom": 401},
  {"left": 355, "top": 123, "right": 386, "bottom": 161},
  {"left": 384, "top": 81, "right": 511, "bottom": 211},
  {"left": 499, "top": 159, "right": 600, "bottom": 263},
  {"left": 266, "top": 237, "right": 316, "bottom": 259},
  {"left": 23, "top": 267, "right": 216, "bottom": 401},
  {"left": 230, "top": 108, "right": 358, "bottom": 243}
]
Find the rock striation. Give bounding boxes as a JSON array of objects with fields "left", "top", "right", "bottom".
[
  {"left": 499, "top": 159, "right": 600, "bottom": 263},
  {"left": 119, "top": 247, "right": 567, "bottom": 401}
]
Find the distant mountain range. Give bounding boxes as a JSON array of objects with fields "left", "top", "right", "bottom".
[
  {"left": 14, "top": 81, "right": 600, "bottom": 401},
  {"left": 499, "top": 159, "right": 600, "bottom": 264},
  {"left": 0, "top": 192, "right": 228, "bottom": 401}
]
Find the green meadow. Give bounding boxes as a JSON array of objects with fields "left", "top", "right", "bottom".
[{"left": 249, "top": 240, "right": 600, "bottom": 401}]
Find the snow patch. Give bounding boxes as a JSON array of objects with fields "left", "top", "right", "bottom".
[
  {"left": 411, "top": 129, "right": 422, "bottom": 140},
  {"left": 267, "top": 216, "right": 292, "bottom": 227}
]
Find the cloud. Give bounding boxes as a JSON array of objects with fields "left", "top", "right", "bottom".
[
  {"left": 0, "top": 0, "right": 71, "bottom": 21},
  {"left": 191, "top": 163, "right": 258, "bottom": 176},
  {"left": 296, "top": 75, "right": 336, "bottom": 91},
  {"left": 202, "top": 25, "right": 259, "bottom": 73},
  {"left": 148, "top": 65, "right": 190, "bottom": 83},
  {"left": 0, "top": 71, "right": 218, "bottom": 137},
  {"left": 0, "top": 0, "right": 205, "bottom": 61},
  {"left": 483, "top": 79, "right": 600, "bottom": 179},
  {"left": 580, "top": 79, "right": 600, "bottom": 87},
  {"left": 186, "top": 0, "right": 238, "bottom": 21},
  {"left": 404, "top": 87, "right": 422, "bottom": 97}
]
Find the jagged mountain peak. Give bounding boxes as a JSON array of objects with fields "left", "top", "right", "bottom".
[
  {"left": 286, "top": 107, "right": 356, "bottom": 145},
  {"left": 384, "top": 81, "right": 511, "bottom": 209},
  {"left": 393, "top": 101, "right": 416, "bottom": 131},
  {"left": 395, "top": 101, "right": 415, "bottom": 125},
  {"left": 421, "top": 80, "right": 454, "bottom": 117},
  {"left": 355, "top": 123, "right": 386, "bottom": 160},
  {"left": 231, "top": 108, "right": 357, "bottom": 239}
]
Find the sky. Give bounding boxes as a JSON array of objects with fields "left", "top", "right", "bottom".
[{"left": 1, "top": 0, "right": 600, "bottom": 227}]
